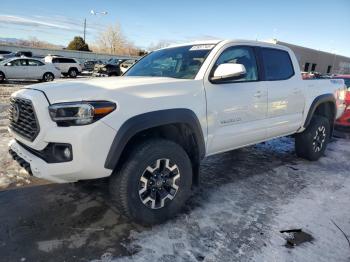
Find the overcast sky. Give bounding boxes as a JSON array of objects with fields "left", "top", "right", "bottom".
[{"left": 1, "top": 0, "right": 349, "bottom": 56}]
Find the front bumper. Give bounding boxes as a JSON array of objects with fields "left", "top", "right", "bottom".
[{"left": 8, "top": 89, "right": 117, "bottom": 183}]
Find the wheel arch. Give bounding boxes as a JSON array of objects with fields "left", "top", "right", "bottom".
[
  {"left": 303, "top": 94, "right": 336, "bottom": 130},
  {"left": 43, "top": 71, "right": 54, "bottom": 76},
  {"left": 68, "top": 67, "right": 79, "bottom": 73},
  {"left": 104, "top": 109, "right": 206, "bottom": 184}
]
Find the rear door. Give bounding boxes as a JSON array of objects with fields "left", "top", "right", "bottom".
[
  {"left": 53, "top": 58, "right": 67, "bottom": 73},
  {"left": 260, "top": 48, "right": 305, "bottom": 138},
  {"left": 204, "top": 45, "right": 268, "bottom": 154},
  {"left": 27, "top": 59, "right": 45, "bottom": 79}
]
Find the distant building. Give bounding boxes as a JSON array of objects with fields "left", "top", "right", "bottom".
[{"left": 267, "top": 39, "right": 350, "bottom": 75}]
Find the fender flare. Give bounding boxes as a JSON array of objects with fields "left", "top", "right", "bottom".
[
  {"left": 104, "top": 109, "right": 206, "bottom": 170},
  {"left": 303, "top": 93, "right": 336, "bottom": 129}
]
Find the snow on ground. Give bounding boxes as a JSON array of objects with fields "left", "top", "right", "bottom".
[{"left": 92, "top": 138, "right": 350, "bottom": 262}]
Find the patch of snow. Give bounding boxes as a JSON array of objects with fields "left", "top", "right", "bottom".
[
  {"left": 37, "top": 239, "right": 63, "bottom": 253},
  {"left": 0, "top": 174, "right": 11, "bottom": 189},
  {"left": 94, "top": 138, "right": 350, "bottom": 262}
]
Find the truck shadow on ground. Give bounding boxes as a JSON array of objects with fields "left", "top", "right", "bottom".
[{"left": 0, "top": 138, "right": 299, "bottom": 262}]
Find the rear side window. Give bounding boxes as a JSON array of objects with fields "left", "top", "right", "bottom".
[
  {"left": 28, "top": 59, "right": 44, "bottom": 66},
  {"left": 261, "top": 48, "right": 294, "bottom": 81},
  {"left": 55, "top": 58, "right": 76, "bottom": 63},
  {"left": 64, "top": 58, "right": 76, "bottom": 63}
]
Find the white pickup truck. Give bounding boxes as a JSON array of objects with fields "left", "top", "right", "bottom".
[{"left": 8, "top": 40, "right": 346, "bottom": 224}]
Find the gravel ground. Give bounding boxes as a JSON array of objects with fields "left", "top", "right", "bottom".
[
  {"left": 0, "top": 81, "right": 349, "bottom": 262},
  {"left": 0, "top": 81, "right": 49, "bottom": 190}
]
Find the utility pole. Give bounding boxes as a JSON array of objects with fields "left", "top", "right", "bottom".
[
  {"left": 83, "top": 10, "right": 107, "bottom": 43},
  {"left": 83, "top": 18, "right": 86, "bottom": 42}
]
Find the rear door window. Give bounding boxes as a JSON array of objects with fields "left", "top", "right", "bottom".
[
  {"left": 28, "top": 59, "right": 44, "bottom": 66},
  {"left": 261, "top": 48, "right": 294, "bottom": 81}
]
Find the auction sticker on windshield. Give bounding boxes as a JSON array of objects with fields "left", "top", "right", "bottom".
[{"left": 189, "top": 45, "right": 215, "bottom": 51}]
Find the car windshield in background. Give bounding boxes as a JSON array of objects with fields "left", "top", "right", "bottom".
[
  {"left": 0, "top": 59, "right": 11, "bottom": 65},
  {"left": 125, "top": 45, "right": 214, "bottom": 79}
]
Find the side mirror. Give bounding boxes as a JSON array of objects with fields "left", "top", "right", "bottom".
[{"left": 210, "top": 63, "right": 246, "bottom": 83}]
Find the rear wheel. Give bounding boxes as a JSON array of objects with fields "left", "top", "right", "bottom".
[
  {"left": 68, "top": 68, "right": 78, "bottom": 78},
  {"left": 43, "top": 72, "right": 54, "bottom": 82},
  {"left": 109, "top": 139, "right": 192, "bottom": 225},
  {"left": 0, "top": 71, "right": 5, "bottom": 83},
  {"left": 295, "top": 115, "right": 330, "bottom": 161}
]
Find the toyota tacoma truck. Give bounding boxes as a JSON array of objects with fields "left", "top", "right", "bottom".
[{"left": 8, "top": 40, "right": 346, "bottom": 224}]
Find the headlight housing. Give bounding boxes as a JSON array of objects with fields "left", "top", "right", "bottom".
[{"left": 49, "top": 101, "right": 116, "bottom": 126}]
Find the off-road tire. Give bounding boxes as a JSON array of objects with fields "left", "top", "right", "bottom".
[
  {"left": 295, "top": 115, "right": 330, "bottom": 161},
  {"left": 109, "top": 139, "right": 192, "bottom": 225}
]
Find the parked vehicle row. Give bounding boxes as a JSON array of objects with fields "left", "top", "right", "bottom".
[
  {"left": 0, "top": 48, "right": 140, "bottom": 81},
  {"left": 8, "top": 40, "right": 347, "bottom": 225},
  {"left": 93, "top": 58, "right": 138, "bottom": 76}
]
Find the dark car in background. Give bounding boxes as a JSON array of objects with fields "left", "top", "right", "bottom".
[
  {"left": 15, "top": 51, "right": 32, "bottom": 57},
  {"left": 333, "top": 75, "right": 350, "bottom": 131},
  {"left": 83, "top": 60, "right": 103, "bottom": 72},
  {"left": 0, "top": 50, "right": 33, "bottom": 61},
  {"left": 93, "top": 58, "right": 127, "bottom": 76},
  {"left": 120, "top": 59, "right": 138, "bottom": 74}
]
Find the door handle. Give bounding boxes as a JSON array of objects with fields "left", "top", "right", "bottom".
[
  {"left": 293, "top": 88, "right": 300, "bottom": 94},
  {"left": 254, "top": 91, "right": 262, "bottom": 98}
]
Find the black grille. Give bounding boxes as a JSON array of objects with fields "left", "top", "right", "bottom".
[{"left": 8, "top": 97, "right": 40, "bottom": 141}]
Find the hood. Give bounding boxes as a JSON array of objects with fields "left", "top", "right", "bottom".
[{"left": 24, "top": 76, "right": 188, "bottom": 103}]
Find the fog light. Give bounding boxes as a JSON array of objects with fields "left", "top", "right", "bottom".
[
  {"left": 63, "top": 147, "right": 72, "bottom": 160},
  {"left": 50, "top": 144, "right": 73, "bottom": 163}
]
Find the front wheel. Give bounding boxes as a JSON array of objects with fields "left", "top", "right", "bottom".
[
  {"left": 43, "top": 72, "right": 54, "bottom": 82},
  {"left": 109, "top": 139, "right": 192, "bottom": 225},
  {"left": 295, "top": 115, "right": 330, "bottom": 161}
]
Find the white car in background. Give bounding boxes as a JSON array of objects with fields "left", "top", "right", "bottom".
[
  {"left": 44, "top": 56, "right": 82, "bottom": 78},
  {"left": 0, "top": 57, "right": 61, "bottom": 82}
]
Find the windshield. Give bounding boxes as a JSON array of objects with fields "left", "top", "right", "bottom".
[
  {"left": 125, "top": 45, "right": 214, "bottom": 79},
  {"left": 0, "top": 58, "right": 12, "bottom": 65}
]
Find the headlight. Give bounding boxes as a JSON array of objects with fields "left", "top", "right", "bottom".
[{"left": 48, "top": 101, "right": 116, "bottom": 126}]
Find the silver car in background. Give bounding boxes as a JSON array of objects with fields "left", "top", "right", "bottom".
[{"left": 0, "top": 57, "right": 61, "bottom": 82}]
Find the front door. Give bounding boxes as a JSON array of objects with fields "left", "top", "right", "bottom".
[
  {"left": 204, "top": 46, "right": 268, "bottom": 155},
  {"left": 5, "top": 59, "right": 28, "bottom": 79}
]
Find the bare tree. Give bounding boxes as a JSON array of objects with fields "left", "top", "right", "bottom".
[
  {"left": 94, "top": 23, "right": 126, "bottom": 54},
  {"left": 93, "top": 22, "right": 142, "bottom": 56},
  {"left": 148, "top": 41, "right": 172, "bottom": 51}
]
